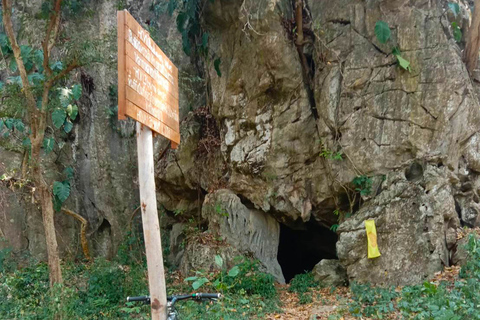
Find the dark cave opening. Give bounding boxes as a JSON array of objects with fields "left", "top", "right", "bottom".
[{"left": 278, "top": 221, "right": 338, "bottom": 283}]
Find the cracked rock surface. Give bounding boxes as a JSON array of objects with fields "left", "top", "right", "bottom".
[{"left": 156, "top": 0, "right": 480, "bottom": 284}]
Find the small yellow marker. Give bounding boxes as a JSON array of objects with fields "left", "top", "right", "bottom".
[{"left": 365, "top": 219, "right": 381, "bottom": 258}]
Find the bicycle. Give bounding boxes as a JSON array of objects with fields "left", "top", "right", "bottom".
[{"left": 127, "top": 293, "right": 222, "bottom": 320}]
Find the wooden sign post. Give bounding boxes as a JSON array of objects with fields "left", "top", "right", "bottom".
[{"left": 117, "top": 10, "right": 180, "bottom": 320}]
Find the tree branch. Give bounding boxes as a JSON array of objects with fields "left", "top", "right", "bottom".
[
  {"left": 40, "top": 60, "right": 80, "bottom": 114},
  {"left": 52, "top": 60, "right": 80, "bottom": 83},
  {"left": 295, "top": 0, "right": 304, "bottom": 46},
  {"left": 42, "top": 0, "right": 63, "bottom": 77},
  {"left": 62, "top": 207, "right": 90, "bottom": 260},
  {"left": 1, "top": 0, "right": 37, "bottom": 117}
]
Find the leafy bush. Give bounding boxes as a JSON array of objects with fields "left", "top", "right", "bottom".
[
  {"left": 345, "top": 235, "right": 480, "bottom": 319},
  {"left": 222, "top": 258, "right": 277, "bottom": 298},
  {"left": 289, "top": 272, "right": 320, "bottom": 305},
  {"left": 289, "top": 272, "right": 319, "bottom": 294}
]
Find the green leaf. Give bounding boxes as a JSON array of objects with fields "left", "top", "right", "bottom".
[
  {"left": 58, "top": 87, "right": 72, "bottom": 107},
  {"left": 9, "top": 58, "right": 17, "bottom": 72},
  {"left": 51, "top": 61, "right": 63, "bottom": 72},
  {"left": 448, "top": 2, "right": 460, "bottom": 17},
  {"left": 167, "top": 0, "right": 177, "bottom": 16},
  {"left": 4, "top": 118, "right": 14, "bottom": 130},
  {"left": 28, "top": 73, "right": 45, "bottom": 84},
  {"left": 192, "top": 277, "right": 208, "bottom": 290},
  {"left": 215, "top": 255, "right": 223, "bottom": 268},
  {"left": 64, "top": 167, "right": 74, "bottom": 180},
  {"left": 53, "top": 181, "right": 70, "bottom": 202},
  {"left": 214, "top": 58, "right": 221, "bottom": 77},
  {"left": 0, "top": 120, "right": 4, "bottom": 131},
  {"left": 33, "top": 49, "right": 44, "bottom": 66},
  {"left": 395, "top": 54, "right": 411, "bottom": 72},
  {"left": 14, "top": 119, "right": 25, "bottom": 132},
  {"left": 53, "top": 195, "right": 62, "bottom": 212},
  {"left": 67, "top": 104, "right": 79, "bottom": 121},
  {"left": 228, "top": 266, "right": 240, "bottom": 277},
  {"left": 52, "top": 109, "right": 67, "bottom": 129},
  {"left": 452, "top": 22, "right": 462, "bottom": 42},
  {"left": 43, "top": 137, "right": 55, "bottom": 154},
  {"left": 8, "top": 76, "right": 22, "bottom": 86},
  {"left": 201, "top": 32, "right": 209, "bottom": 49},
  {"left": 176, "top": 12, "right": 188, "bottom": 33},
  {"left": 184, "top": 276, "right": 198, "bottom": 282},
  {"left": 63, "top": 119, "right": 73, "bottom": 133},
  {"left": 22, "top": 137, "right": 31, "bottom": 148},
  {"left": 374, "top": 21, "right": 391, "bottom": 44},
  {"left": 72, "top": 84, "right": 82, "bottom": 100}
]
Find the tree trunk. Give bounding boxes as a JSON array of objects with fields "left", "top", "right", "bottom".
[
  {"left": 32, "top": 138, "right": 63, "bottom": 286},
  {"left": 465, "top": 0, "right": 480, "bottom": 73}
]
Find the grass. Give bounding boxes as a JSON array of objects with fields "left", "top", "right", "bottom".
[
  {"left": 342, "top": 234, "right": 480, "bottom": 319},
  {"left": 0, "top": 233, "right": 280, "bottom": 319}
]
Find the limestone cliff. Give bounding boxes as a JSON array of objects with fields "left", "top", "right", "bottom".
[{"left": 2, "top": 0, "right": 480, "bottom": 286}]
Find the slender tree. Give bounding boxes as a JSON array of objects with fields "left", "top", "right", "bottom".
[
  {"left": 1, "top": 0, "right": 92, "bottom": 287},
  {"left": 465, "top": 0, "right": 480, "bottom": 73}
]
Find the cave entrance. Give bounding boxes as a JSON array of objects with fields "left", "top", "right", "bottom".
[{"left": 277, "top": 221, "right": 338, "bottom": 283}]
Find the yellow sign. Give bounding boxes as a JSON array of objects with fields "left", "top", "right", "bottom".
[{"left": 365, "top": 219, "right": 381, "bottom": 258}]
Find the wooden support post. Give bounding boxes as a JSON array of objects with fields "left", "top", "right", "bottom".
[{"left": 136, "top": 122, "right": 167, "bottom": 320}]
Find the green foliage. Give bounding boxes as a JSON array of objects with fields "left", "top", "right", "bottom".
[
  {"left": 330, "top": 224, "right": 339, "bottom": 232},
  {"left": 53, "top": 180, "right": 70, "bottom": 202},
  {"left": 43, "top": 137, "right": 55, "bottom": 154},
  {"left": 374, "top": 21, "right": 391, "bottom": 44},
  {"left": 64, "top": 167, "right": 75, "bottom": 180},
  {"left": 375, "top": 21, "right": 411, "bottom": 73},
  {"left": 348, "top": 283, "right": 398, "bottom": 317},
  {"left": 0, "top": 241, "right": 16, "bottom": 273},
  {"left": 289, "top": 272, "right": 319, "bottom": 304},
  {"left": 178, "top": 257, "right": 279, "bottom": 319},
  {"left": 352, "top": 175, "right": 373, "bottom": 196},
  {"left": 52, "top": 109, "right": 67, "bottom": 128},
  {"left": 222, "top": 258, "right": 277, "bottom": 298},
  {"left": 448, "top": 2, "right": 460, "bottom": 17},
  {"left": 451, "top": 21, "right": 462, "bottom": 43},
  {"left": 214, "top": 203, "right": 229, "bottom": 217},
  {"left": 0, "top": 237, "right": 279, "bottom": 319},
  {"left": 392, "top": 48, "right": 412, "bottom": 72},
  {"left": 52, "top": 180, "right": 71, "bottom": 211},
  {"left": 343, "top": 235, "right": 480, "bottom": 319},
  {"left": 289, "top": 272, "right": 319, "bottom": 294},
  {"left": 0, "top": 233, "right": 149, "bottom": 319},
  {"left": 320, "top": 147, "right": 342, "bottom": 160}
]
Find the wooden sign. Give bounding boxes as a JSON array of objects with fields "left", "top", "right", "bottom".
[{"left": 117, "top": 10, "right": 180, "bottom": 145}]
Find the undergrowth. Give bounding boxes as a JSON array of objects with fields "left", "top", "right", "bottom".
[
  {"left": 344, "top": 235, "right": 480, "bottom": 319},
  {"left": 0, "top": 233, "right": 279, "bottom": 319},
  {"left": 289, "top": 272, "right": 320, "bottom": 304}
]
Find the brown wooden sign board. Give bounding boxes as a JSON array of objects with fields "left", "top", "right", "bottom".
[{"left": 118, "top": 10, "right": 180, "bottom": 146}]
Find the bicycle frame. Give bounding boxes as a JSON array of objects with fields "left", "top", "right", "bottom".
[{"left": 127, "top": 293, "right": 221, "bottom": 320}]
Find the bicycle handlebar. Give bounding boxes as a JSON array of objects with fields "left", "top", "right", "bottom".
[
  {"left": 127, "top": 293, "right": 221, "bottom": 305},
  {"left": 127, "top": 295, "right": 150, "bottom": 303}
]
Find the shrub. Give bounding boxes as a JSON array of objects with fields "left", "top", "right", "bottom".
[{"left": 289, "top": 272, "right": 320, "bottom": 305}]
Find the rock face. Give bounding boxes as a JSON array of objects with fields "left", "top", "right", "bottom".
[
  {"left": 0, "top": 0, "right": 197, "bottom": 261},
  {"left": 3, "top": 0, "right": 480, "bottom": 287},
  {"left": 337, "top": 165, "right": 460, "bottom": 285},
  {"left": 202, "top": 189, "right": 285, "bottom": 283},
  {"left": 313, "top": 259, "right": 347, "bottom": 287},
  {"left": 156, "top": 0, "right": 479, "bottom": 285}
]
